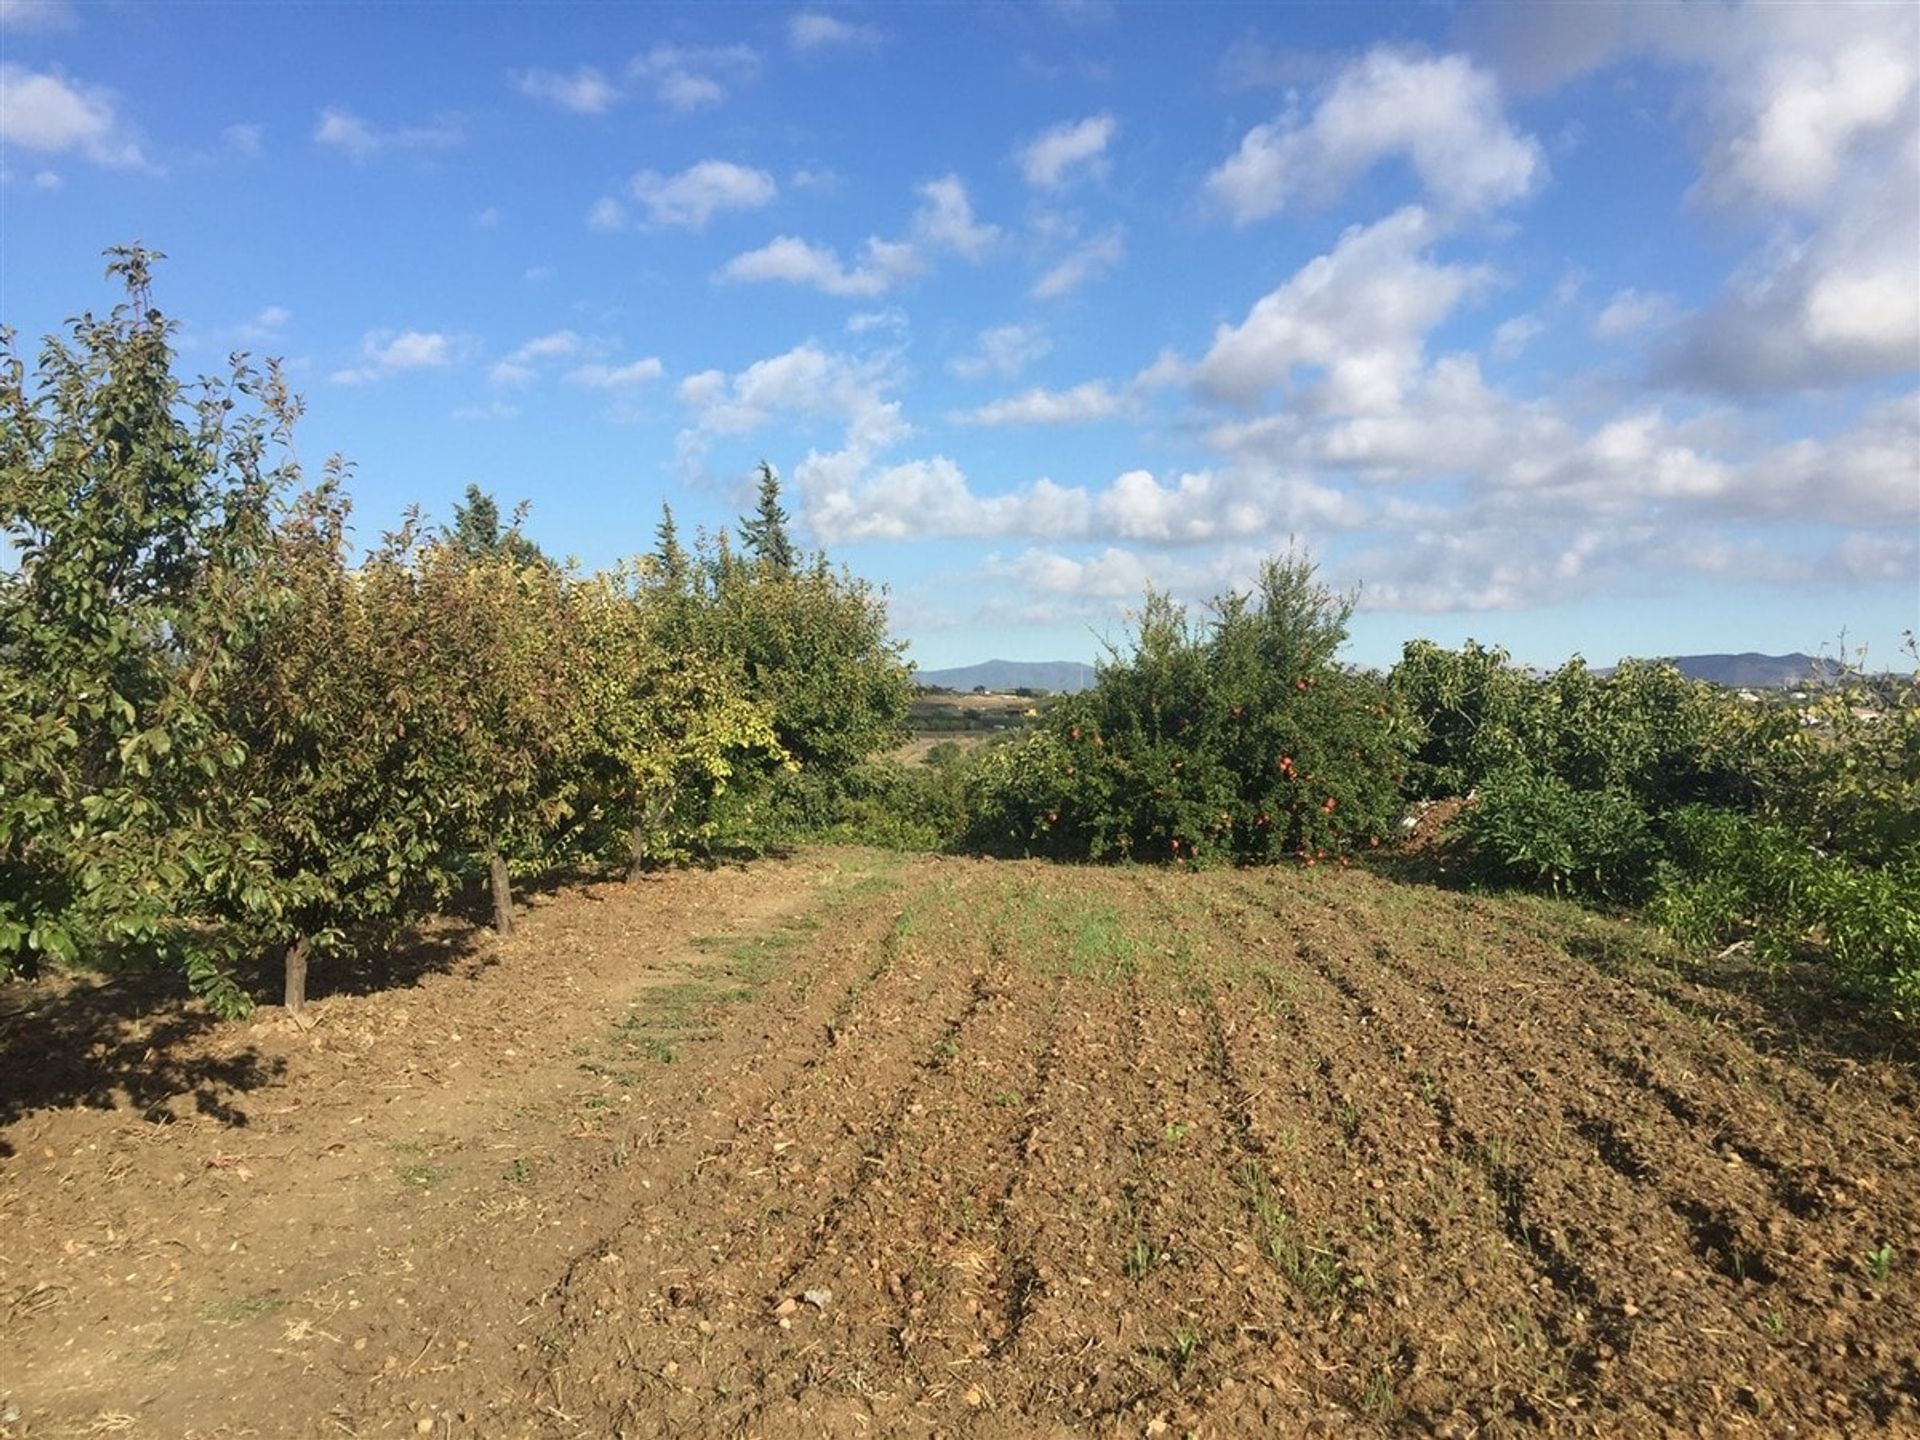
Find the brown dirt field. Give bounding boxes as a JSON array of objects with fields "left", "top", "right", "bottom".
[{"left": 2, "top": 853, "right": 1915, "bottom": 1438}]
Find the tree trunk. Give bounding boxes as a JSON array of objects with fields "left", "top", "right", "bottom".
[
  {"left": 627, "top": 823, "right": 647, "bottom": 883},
  {"left": 283, "top": 934, "right": 311, "bottom": 1014},
  {"left": 489, "top": 851, "right": 515, "bottom": 935}
]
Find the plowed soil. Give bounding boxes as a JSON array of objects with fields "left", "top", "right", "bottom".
[{"left": 3, "top": 853, "right": 1915, "bottom": 1438}]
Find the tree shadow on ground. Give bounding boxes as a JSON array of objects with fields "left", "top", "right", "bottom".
[
  {"left": 1612, "top": 941, "right": 1918, "bottom": 1082},
  {"left": 1368, "top": 851, "right": 1917, "bottom": 1081},
  {"left": 0, "top": 860, "right": 678, "bottom": 1158},
  {"left": 0, "top": 971, "right": 285, "bottom": 1158}
]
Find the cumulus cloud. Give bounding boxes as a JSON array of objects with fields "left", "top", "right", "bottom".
[
  {"left": 330, "top": 329, "right": 471, "bottom": 385},
  {"left": 789, "top": 10, "right": 881, "bottom": 53},
  {"left": 489, "top": 330, "right": 582, "bottom": 387},
  {"left": 1729, "top": 391, "right": 1920, "bottom": 526},
  {"left": 1196, "top": 206, "right": 1487, "bottom": 410},
  {"left": 628, "top": 42, "right": 761, "bottom": 110},
  {"left": 1206, "top": 49, "right": 1542, "bottom": 224},
  {"left": 1211, "top": 332, "right": 1917, "bottom": 536},
  {"left": 718, "top": 234, "right": 922, "bottom": 297},
  {"left": 313, "top": 106, "right": 461, "bottom": 161},
  {"left": 514, "top": 66, "right": 619, "bottom": 115},
  {"left": 1016, "top": 113, "right": 1116, "bottom": 189},
  {"left": 911, "top": 174, "right": 1000, "bottom": 259},
  {"left": 985, "top": 546, "right": 1156, "bottom": 601},
  {"left": 1031, "top": 226, "right": 1124, "bottom": 299},
  {"left": 677, "top": 343, "right": 907, "bottom": 463},
  {"left": 1466, "top": 2, "right": 1916, "bottom": 208},
  {"left": 793, "top": 432, "right": 1366, "bottom": 548},
  {"left": 0, "top": 64, "right": 147, "bottom": 168},
  {"left": 950, "top": 322, "right": 1051, "bottom": 379},
  {"left": 954, "top": 381, "right": 1124, "bottom": 427},
  {"left": 1467, "top": 4, "right": 1920, "bottom": 395},
  {"left": 1715, "top": 38, "right": 1914, "bottom": 208},
  {"left": 804, "top": 458, "right": 1094, "bottom": 543},
  {"left": 626, "top": 159, "right": 776, "bottom": 229},
  {"left": 1656, "top": 142, "right": 1920, "bottom": 392}
]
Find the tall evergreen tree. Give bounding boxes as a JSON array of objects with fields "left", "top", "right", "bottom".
[
  {"left": 654, "top": 501, "right": 687, "bottom": 590},
  {"left": 738, "top": 461, "right": 796, "bottom": 575},
  {"left": 451, "top": 483, "right": 547, "bottom": 566}
]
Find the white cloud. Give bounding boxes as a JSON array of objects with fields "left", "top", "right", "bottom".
[
  {"left": 1718, "top": 38, "right": 1914, "bottom": 208},
  {"left": 522, "top": 66, "right": 618, "bottom": 115},
  {"left": 1016, "top": 113, "right": 1116, "bottom": 188},
  {"left": 627, "top": 160, "right": 777, "bottom": 229},
  {"left": 331, "top": 329, "right": 469, "bottom": 385},
  {"left": 718, "top": 234, "right": 922, "bottom": 297},
  {"left": 804, "top": 458, "right": 1095, "bottom": 543},
  {"left": 0, "top": 64, "right": 146, "bottom": 168},
  {"left": 31, "top": 167, "right": 57, "bottom": 187},
  {"left": 1206, "top": 313, "right": 1917, "bottom": 539},
  {"left": 791, "top": 165, "right": 842, "bottom": 193},
  {"left": 0, "top": 1, "right": 76, "bottom": 31},
  {"left": 1490, "top": 313, "right": 1543, "bottom": 359},
  {"left": 470, "top": 205, "right": 500, "bottom": 229},
  {"left": 1205, "top": 49, "right": 1542, "bottom": 223},
  {"left": 1031, "top": 226, "right": 1124, "bottom": 299},
  {"left": 586, "top": 196, "right": 627, "bottom": 231},
  {"left": 514, "top": 66, "right": 619, "bottom": 115},
  {"left": 911, "top": 174, "right": 1000, "bottom": 260},
  {"left": 628, "top": 42, "right": 760, "bottom": 111},
  {"left": 1593, "top": 288, "right": 1678, "bottom": 340},
  {"left": 567, "top": 357, "right": 665, "bottom": 388},
  {"left": 454, "top": 398, "right": 522, "bottom": 422},
  {"left": 678, "top": 343, "right": 906, "bottom": 450},
  {"left": 236, "top": 305, "right": 290, "bottom": 342},
  {"left": 805, "top": 449, "right": 1367, "bottom": 549},
  {"left": 1196, "top": 206, "right": 1487, "bottom": 409},
  {"left": 372, "top": 331, "right": 454, "bottom": 368},
  {"left": 660, "top": 72, "right": 724, "bottom": 109},
  {"left": 1657, "top": 139, "right": 1920, "bottom": 392},
  {"left": 490, "top": 330, "right": 581, "bottom": 387},
  {"left": 985, "top": 546, "right": 1156, "bottom": 600},
  {"left": 955, "top": 381, "right": 1123, "bottom": 427},
  {"left": 1469, "top": 4, "right": 1918, "bottom": 210},
  {"left": 951, "top": 322, "right": 1050, "bottom": 379},
  {"left": 1132, "top": 348, "right": 1189, "bottom": 391},
  {"left": 222, "top": 122, "right": 263, "bottom": 156},
  {"left": 1731, "top": 392, "right": 1920, "bottom": 526},
  {"left": 313, "top": 106, "right": 461, "bottom": 161},
  {"left": 790, "top": 10, "right": 882, "bottom": 53},
  {"left": 1469, "top": 4, "right": 1919, "bottom": 395},
  {"left": 847, "top": 306, "right": 908, "bottom": 335}
]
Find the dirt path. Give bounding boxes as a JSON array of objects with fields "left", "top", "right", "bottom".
[{"left": 2, "top": 854, "right": 1915, "bottom": 1437}]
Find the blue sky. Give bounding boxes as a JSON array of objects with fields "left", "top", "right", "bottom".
[{"left": 3, "top": 0, "right": 1916, "bottom": 672}]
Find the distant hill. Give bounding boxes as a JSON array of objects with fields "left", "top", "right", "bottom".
[
  {"left": 1633, "top": 653, "right": 1850, "bottom": 688},
  {"left": 916, "top": 659, "right": 1097, "bottom": 694}
]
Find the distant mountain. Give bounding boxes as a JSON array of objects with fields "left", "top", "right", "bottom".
[
  {"left": 1637, "top": 653, "right": 1850, "bottom": 688},
  {"left": 916, "top": 659, "right": 1097, "bottom": 694}
]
